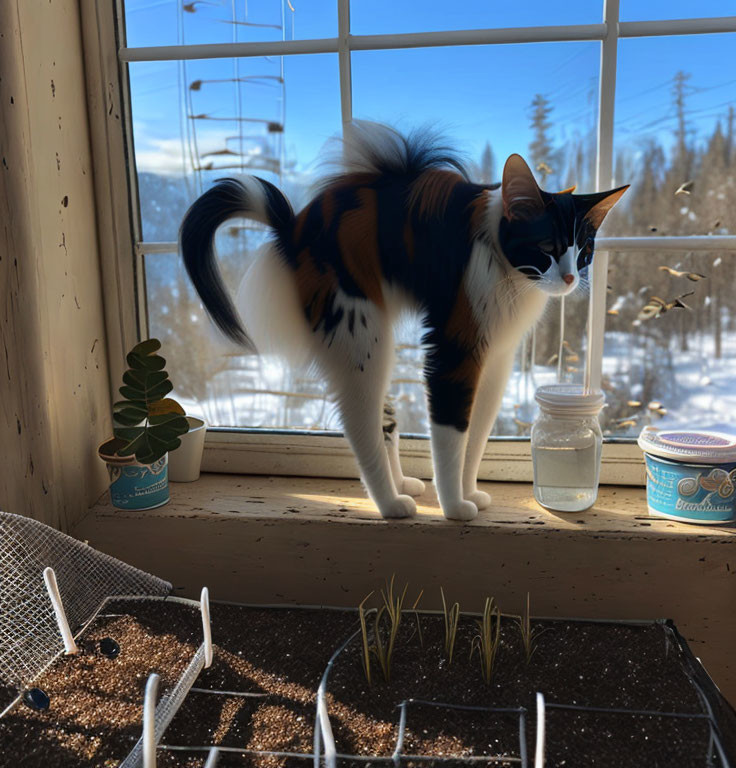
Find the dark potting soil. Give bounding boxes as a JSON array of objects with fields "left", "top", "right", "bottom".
[
  {"left": 0, "top": 598, "right": 202, "bottom": 768},
  {"left": 163, "top": 604, "right": 357, "bottom": 758},
  {"left": 324, "top": 614, "right": 734, "bottom": 767},
  {"left": 1, "top": 601, "right": 733, "bottom": 768}
]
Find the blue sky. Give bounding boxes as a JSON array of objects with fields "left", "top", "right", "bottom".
[{"left": 125, "top": 1, "right": 735, "bottom": 194}]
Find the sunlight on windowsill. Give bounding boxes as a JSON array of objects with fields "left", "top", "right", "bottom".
[{"left": 87, "top": 473, "right": 735, "bottom": 538}]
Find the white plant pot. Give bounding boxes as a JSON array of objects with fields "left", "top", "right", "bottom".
[{"left": 167, "top": 417, "right": 206, "bottom": 482}]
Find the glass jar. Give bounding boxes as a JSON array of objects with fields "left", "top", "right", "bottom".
[{"left": 531, "top": 385, "right": 605, "bottom": 512}]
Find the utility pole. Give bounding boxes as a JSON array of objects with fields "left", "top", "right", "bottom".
[
  {"left": 529, "top": 94, "right": 554, "bottom": 184},
  {"left": 672, "top": 70, "right": 692, "bottom": 177}
]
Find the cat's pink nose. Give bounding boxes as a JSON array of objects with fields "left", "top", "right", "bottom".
[{"left": 563, "top": 274, "right": 575, "bottom": 285}]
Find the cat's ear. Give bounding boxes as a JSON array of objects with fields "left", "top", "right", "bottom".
[
  {"left": 502, "top": 154, "right": 545, "bottom": 221},
  {"left": 574, "top": 185, "right": 629, "bottom": 230}
]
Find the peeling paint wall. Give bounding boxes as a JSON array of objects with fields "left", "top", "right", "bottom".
[{"left": 0, "top": 0, "right": 112, "bottom": 529}]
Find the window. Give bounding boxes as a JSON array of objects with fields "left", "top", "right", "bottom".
[{"left": 107, "top": 1, "right": 736, "bottom": 483}]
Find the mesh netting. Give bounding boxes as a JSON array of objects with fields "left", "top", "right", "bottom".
[{"left": 0, "top": 510, "right": 171, "bottom": 691}]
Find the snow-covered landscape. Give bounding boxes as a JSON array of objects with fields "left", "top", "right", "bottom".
[{"left": 170, "top": 324, "right": 736, "bottom": 441}]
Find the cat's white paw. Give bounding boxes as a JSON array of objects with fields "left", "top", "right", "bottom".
[
  {"left": 400, "top": 476, "right": 426, "bottom": 497},
  {"left": 380, "top": 495, "right": 417, "bottom": 519},
  {"left": 465, "top": 489, "right": 491, "bottom": 509},
  {"left": 443, "top": 500, "right": 478, "bottom": 522}
]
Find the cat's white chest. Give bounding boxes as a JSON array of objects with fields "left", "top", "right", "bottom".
[{"left": 464, "top": 241, "right": 548, "bottom": 352}]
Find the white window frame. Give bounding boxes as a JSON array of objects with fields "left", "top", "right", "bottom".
[{"left": 90, "top": 0, "right": 736, "bottom": 485}]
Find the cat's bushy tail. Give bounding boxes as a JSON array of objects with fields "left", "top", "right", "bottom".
[{"left": 180, "top": 176, "right": 294, "bottom": 349}]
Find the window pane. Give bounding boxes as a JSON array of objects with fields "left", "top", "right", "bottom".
[
  {"left": 620, "top": 0, "right": 736, "bottom": 21},
  {"left": 352, "top": 43, "right": 600, "bottom": 190},
  {"left": 145, "top": 248, "right": 590, "bottom": 435},
  {"left": 145, "top": 252, "right": 334, "bottom": 430},
  {"left": 351, "top": 43, "right": 597, "bottom": 437},
  {"left": 351, "top": 0, "right": 602, "bottom": 35},
  {"left": 607, "top": 33, "right": 736, "bottom": 236},
  {"left": 123, "top": 0, "right": 335, "bottom": 49},
  {"left": 602, "top": 251, "right": 736, "bottom": 436},
  {"left": 128, "top": 54, "right": 341, "bottom": 242}
]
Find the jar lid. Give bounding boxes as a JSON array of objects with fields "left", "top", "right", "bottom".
[
  {"left": 638, "top": 427, "right": 736, "bottom": 464},
  {"left": 534, "top": 385, "right": 605, "bottom": 415}
]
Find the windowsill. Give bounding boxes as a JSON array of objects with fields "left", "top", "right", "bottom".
[
  {"left": 84, "top": 473, "right": 733, "bottom": 538},
  {"left": 75, "top": 473, "right": 736, "bottom": 702}
]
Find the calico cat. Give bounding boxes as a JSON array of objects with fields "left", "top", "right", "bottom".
[{"left": 180, "top": 121, "right": 628, "bottom": 521}]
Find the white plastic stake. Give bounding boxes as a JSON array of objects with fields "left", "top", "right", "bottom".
[
  {"left": 143, "top": 673, "right": 159, "bottom": 768},
  {"left": 204, "top": 747, "right": 220, "bottom": 768},
  {"left": 42, "top": 567, "right": 78, "bottom": 655},
  {"left": 534, "top": 692, "right": 546, "bottom": 768},
  {"left": 201, "top": 586, "right": 213, "bottom": 668}
]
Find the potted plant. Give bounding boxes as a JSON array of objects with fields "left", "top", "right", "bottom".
[{"left": 98, "top": 338, "right": 189, "bottom": 510}]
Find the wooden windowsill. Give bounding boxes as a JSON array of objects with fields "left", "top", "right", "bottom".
[
  {"left": 75, "top": 473, "right": 736, "bottom": 703},
  {"left": 84, "top": 473, "right": 734, "bottom": 538}
]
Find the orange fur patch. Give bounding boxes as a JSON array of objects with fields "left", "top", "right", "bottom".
[
  {"left": 336, "top": 187, "right": 385, "bottom": 307},
  {"left": 409, "top": 170, "right": 462, "bottom": 220}
]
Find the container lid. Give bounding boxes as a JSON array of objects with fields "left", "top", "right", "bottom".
[
  {"left": 534, "top": 385, "right": 605, "bottom": 415},
  {"left": 638, "top": 427, "right": 736, "bottom": 464}
]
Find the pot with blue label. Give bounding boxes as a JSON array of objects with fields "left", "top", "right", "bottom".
[
  {"left": 98, "top": 438, "right": 169, "bottom": 511},
  {"left": 638, "top": 427, "right": 736, "bottom": 525}
]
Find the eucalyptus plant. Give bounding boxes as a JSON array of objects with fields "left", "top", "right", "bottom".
[{"left": 112, "top": 339, "right": 189, "bottom": 464}]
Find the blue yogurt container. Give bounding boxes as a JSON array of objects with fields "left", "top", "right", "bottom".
[{"left": 638, "top": 428, "right": 736, "bottom": 524}]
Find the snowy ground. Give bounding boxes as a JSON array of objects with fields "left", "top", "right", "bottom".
[{"left": 174, "top": 330, "right": 736, "bottom": 440}]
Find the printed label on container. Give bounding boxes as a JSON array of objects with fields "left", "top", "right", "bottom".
[
  {"left": 644, "top": 455, "right": 736, "bottom": 522},
  {"left": 109, "top": 457, "right": 169, "bottom": 510}
]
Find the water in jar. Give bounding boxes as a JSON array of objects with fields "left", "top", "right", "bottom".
[{"left": 532, "top": 439, "right": 601, "bottom": 512}]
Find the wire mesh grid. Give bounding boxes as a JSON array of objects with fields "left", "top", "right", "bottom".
[
  {"left": 0, "top": 511, "right": 171, "bottom": 692},
  {"left": 392, "top": 700, "right": 527, "bottom": 766},
  {"left": 1, "top": 519, "right": 733, "bottom": 768},
  {"left": 121, "top": 643, "right": 207, "bottom": 768},
  {"left": 149, "top": 610, "right": 733, "bottom": 768}
]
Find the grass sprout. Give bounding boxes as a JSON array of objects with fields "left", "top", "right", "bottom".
[
  {"left": 410, "top": 589, "right": 425, "bottom": 648},
  {"left": 440, "top": 587, "right": 460, "bottom": 664},
  {"left": 517, "top": 592, "right": 546, "bottom": 665},
  {"left": 372, "top": 575, "right": 409, "bottom": 682},
  {"left": 358, "top": 592, "right": 374, "bottom": 684},
  {"left": 470, "top": 597, "right": 501, "bottom": 684},
  {"left": 358, "top": 577, "right": 422, "bottom": 684}
]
